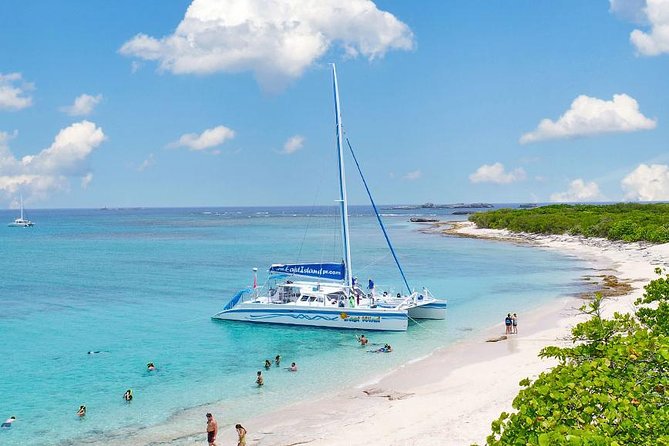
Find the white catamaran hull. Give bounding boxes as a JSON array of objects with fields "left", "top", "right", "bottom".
[
  {"left": 212, "top": 303, "right": 408, "bottom": 331},
  {"left": 408, "top": 300, "right": 447, "bottom": 320}
]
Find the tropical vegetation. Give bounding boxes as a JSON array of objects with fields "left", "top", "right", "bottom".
[
  {"left": 484, "top": 270, "right": 669, "bottom": 445},
  {"left": 469, "top": 203, "right": 669, "bottom": 243}
]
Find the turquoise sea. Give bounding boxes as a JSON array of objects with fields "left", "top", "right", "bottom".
[{"left": 0, "top": 206, "right": 589, "bottom": 445}]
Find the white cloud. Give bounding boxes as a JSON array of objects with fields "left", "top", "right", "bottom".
[
  {"left": 550, "top": 179, "right": 603, "bottom": 202},
  {"left": 138, "top": 153, "right": 156, "bottom": 171},
  {"left": 0, "top": 72, "right": 34, "bottom": 111},
  {"left": 60, "top": 94, "right": 103, "bottom": 116},
  {"left": 469, "top": 162, "right": 526, "bottom": 184},
  {"left": 520, "top": 94, "right": 656, "bottom": 143},
  {"left": 119, "top": 0, "right": 414, "bottom": 91},
  {"left": 622, "top": 163, "right": 669, "bottom": 200},
  {"left": 81, "top": 172, "right": 94, "bottom": 189},
  {"left": 630, "top": 0, "right": 669, "bottom": 55},
  {"left": 609, "top": 0, "right": 648, "bottom": 23},
  {"left": 0, "top": 121, "right": 106, "bottom": 204},
  {"left": 402, "top": 169, "right": 422, "bottom": 181},
  {"left": 280, "top": 135, "right": 305, "bottom": 155},
  {"left": 168, "top": 125, "right": 235, "bottom": 152}
]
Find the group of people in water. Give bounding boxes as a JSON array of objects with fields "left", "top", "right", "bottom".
[
  {"left": 72, "top": 361, "right": 157, "bottom": 418},
  {"left": 256, "top": 354, "right": 298, "bottom": 387},
  {"left": 357, "top": 334, "right": 393, "bottom": 353},
  {"left": 504, "top": 313, "right": 519, "bottom": 335}
]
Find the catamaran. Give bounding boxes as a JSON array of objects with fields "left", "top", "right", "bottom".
[
  {"left": 8, "top": 195, "right": 34, "bottom": 227},
  {"left": 212, "top": 65, "right": 446, "bottom": 331}
]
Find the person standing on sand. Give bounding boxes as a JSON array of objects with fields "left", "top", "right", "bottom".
[
  {"left": 512, "top": 313, "right": 518, "bottom": 334},
  {"left": 505, "top": 313, "right": 512, "bottom": 334},
  {"left": 236, "top": 423, "right": 247, "bottom": 446},
  {"left": 206, "top": 413, "right": 218, "bottom": 446}
]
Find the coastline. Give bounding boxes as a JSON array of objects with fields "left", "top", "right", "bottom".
[{"left": 202, "top": 221, "right": 669, "bottom": 446}]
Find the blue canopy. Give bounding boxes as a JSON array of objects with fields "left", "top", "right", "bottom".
[{"left": 269, "top": 262, "right": 345, "bottom": 281}]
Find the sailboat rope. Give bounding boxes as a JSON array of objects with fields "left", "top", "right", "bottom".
[{"left": 345, "top": 137, "right": 412, "bottom": 295}]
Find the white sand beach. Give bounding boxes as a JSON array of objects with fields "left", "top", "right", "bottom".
[{"left": 206, "top": 221, "right": 669, "bottom": 446}]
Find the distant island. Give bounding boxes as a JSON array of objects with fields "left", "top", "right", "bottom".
[
  {"left": 469, "top": 203, "right": 669, "bottom": 243},
  {"left": 390, "top": 202, "right": 494, "bottom": 210}
]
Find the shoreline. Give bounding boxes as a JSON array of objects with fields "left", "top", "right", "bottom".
[{"left": 199, "top": 221, "right": 669, "bottom": 446}]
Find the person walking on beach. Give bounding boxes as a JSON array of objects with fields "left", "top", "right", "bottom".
[
  {"left": 512, "top": 313, "right": 518, "bottom": 334},
  {"left": 205, "top": 413, "right": 218, "bottom": 446},
  {"left": 504, "top": 313, "right": 512, "bottom": 335},
  {"left": 256, "top": 371, "right": 264, "bottom": 386},
  {"left": 236, "top": 423, "right": 247, "bottom": 446}
]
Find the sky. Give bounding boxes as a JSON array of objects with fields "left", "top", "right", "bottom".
[{"left": 0, "top": 0, "right": 668, "bottom": 209}]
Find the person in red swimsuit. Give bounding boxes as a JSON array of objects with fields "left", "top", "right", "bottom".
[{"left": 206, "top": 413, "right": 218, "bottom": 446}]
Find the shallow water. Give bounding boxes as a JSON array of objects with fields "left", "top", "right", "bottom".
[{"left": 0, "top": 206, "right": 587, "bottom": 445}]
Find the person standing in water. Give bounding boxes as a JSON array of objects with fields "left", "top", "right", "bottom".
[
  {"left": 289, "top": 362, "right": 298, "bottom": 372},
  {"left": 275, "top": 355, "right": 281, "bottom": 366},
  {"left": 76, "top": 406, "right": 86, "bottom": 417},
  {"left": 236, "top": 424, "right": 247, "bottom": 446},
  {"left": 256, "top": 371, "right": 264, "bottom": 386},
  {"left": 358, "top": 335, "right": 368, "bottom": 346},
  {"left": 1, "top": 416, "right": 16, "bottom": 428},
  {"left": 123, "top": 389, "right": 133, "bottom": 401},
  {"left": 205, "top": 413, "right": 218, "bottom": 446}
]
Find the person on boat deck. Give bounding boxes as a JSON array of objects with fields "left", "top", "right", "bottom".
[
  {"left": 264, "top": 359, "right": 272, "bottom": 369},
  {"left": 396, "top": 293, "right": 401, "bottom": 298},
  {"left": 368, "top": 278, "right": 375, "bottom": 294},
  {"left": 76, "top": 405, "right": 86, "bottom": 417},
  {"left": 256, "top": 371, "right": 264, "bottom": 386},
  {"left": 275, "top": 355, "right": 281, "bottom": 366},
  {"left": 349, "top": 295, "right": 355, "bottom": 307},
  {"left": 147, "top": 362, "right": 156, "bottom": 371},
  {"left": 338, "top": 299, "right": 345, "bottom": 308},
  {"left": 383, "top": 291, "right": 388, "bottom": 297},
  {"left": 1, "top": 416, "right": 16, "bottom": 428},
  {"left": 359, "top": 335, "right": 369, "bottom": 346},
  {"left": 289, "top": 362, "right": 298, "bottom": 372},
  {"left": 123, "top": 389, "right": 133, "bottom": 401}
]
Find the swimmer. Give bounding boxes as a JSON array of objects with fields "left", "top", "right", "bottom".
[
  {"left": 147, "top": 362, "right": 156, "bottom": 371},
  {"left": 264, "top": 359, "right": 271, "bottom": 370},
  {"left": 123, "top": 389, "right": 133, "bottom": 401},
  {"left": 289, "top": 362, "right": 298, "bottom": 372},
  {"left": 275, "top": 355, "right": 281, "bottom": 366},
  {"left": 358, "top": 335, "right": 369, "bottom": 346},
  {"left": 256, "top": 371, "right": 264, "bottom": 386},
  {"left": 1, "top": 416, "right": 16, "bottom": 428},
  {"left": 87, "top": 351, "right": 102, "bottom": 355},
  {"left": 76, "top": 405, "right": 86, "bottom": 417},
  {"left": 385, "top": 344, "right": 393, "bottom": 353}
]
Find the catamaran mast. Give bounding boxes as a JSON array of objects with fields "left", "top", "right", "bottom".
[
  {"left": 20, "top": 194, "right": 24, "bottom": 220},
  {"left": 332, "top": 64, "right": 353, "bottom": 289}
]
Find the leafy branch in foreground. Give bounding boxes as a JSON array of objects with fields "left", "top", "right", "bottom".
[{"left": 484, "top": 270, "right": 669, "bottom": 446}]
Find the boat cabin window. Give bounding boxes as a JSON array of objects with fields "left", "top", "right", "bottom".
[
  {"left": 308, "top": 296, "right": 317, "bottom": 302},
  {"left": 299, "top": 296, "right": 309, "bottom": 302}
]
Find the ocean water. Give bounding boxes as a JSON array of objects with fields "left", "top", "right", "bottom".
[{"left": 0, "top": 206, "right": 588, "bottom": 445}]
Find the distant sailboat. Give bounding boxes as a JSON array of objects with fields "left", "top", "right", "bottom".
[{"left": 8, "top": 195, "right": 34, "bottom": 227}]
